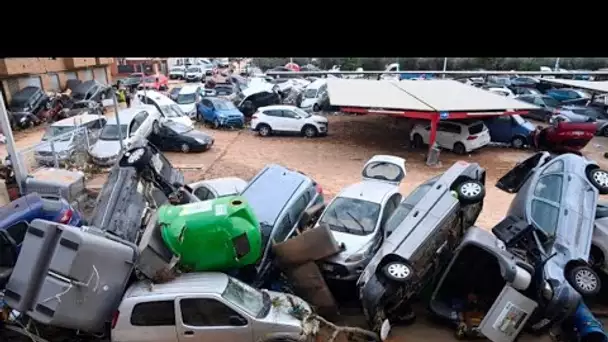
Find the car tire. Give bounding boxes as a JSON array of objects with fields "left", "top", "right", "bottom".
[
  {"left": 382, "top": 261, "right": 412, "bottom": 283},
  {"left": 119, "top": 147, "right": 151, "bottom": 171},
  {"left": 587, "top": 168, "right": 608, "bottom": 195},
  {"left": 152, "top": 121, "right": 160, "bottom": 135},
  {"left": 213, "top": 119, "right": 221, "bottom": 129},
  {"left": 181, "top": 144, "right": 190, "bottom": 153},
  {"left": 412, "top": 134, "right": 423, "bottom": 148},
  {"left": 455, "top": 179, "right": 485, "bottom": 205},
  {"left": 602, "top": 126, "right": 608, "bottom": 137},
  {"left": 567, "top": 265, "right": 601, "bottom": 297},
  {"left": 511, "top": 136, "right": 526, "bottom": 149},
  {"left": 302, "top": 125, "right": 318, "bottom": 138},
  {"left": 453, "top": 142, "right": 466, "bottom": 155},
  {"left": 258, "top": 124, "right": 271, "bottom": 137},
  {"left": 313, "top": 103, "right": 320, "bottom": 112}
]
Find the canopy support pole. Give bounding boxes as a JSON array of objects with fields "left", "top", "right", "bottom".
[{"left": 426, "top": 114, "right": 440, "bottom": 166}]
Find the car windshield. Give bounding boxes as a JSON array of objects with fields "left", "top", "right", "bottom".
[
  {"left": 512, "top": 115, "right": 526, "bottom": 125},
  {"left": 187, "top": 67, "right": 201, "bottom": 73},
  {"left": 99, "top": 124, "right": 128, "bottom": 141},
  {"left": 221, "top": 277, "right": 267, "bottom": 318},
  {"left": 71, "top": 90, "right": 86, "bottom": 101},
  {"left": 170, "top": 68, "right": 183, "bottom": 73},
  {"left": 160, "top": 104, "right": 184, "bottom": 118},
  {"left": 176, "top": 93, "right": 196, "bottom": 104},
  {"left": 293, "top": 107, "right": 312, "bottom": 118},
  {"left": 320, "top": 197, "right": 381, "bottom": 236},
  {"left": 304, "top": 88, "right": 318, "bottom": 98},
  {"left": 212, "top": 100, "right": 237, "bottom": 110},
  {"left": 143, "top": 77, "right": 156, "bottom": 83},
  {"left": 542, "top": 96, "right": 560, "bottom": 108},
  {"left": 42, "top": 126, "right": 76, "bottom": 141}
]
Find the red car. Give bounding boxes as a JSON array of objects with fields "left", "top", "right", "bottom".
[
  {"left": 139, "top": 74, "right": 169, "bottom": 91},
  {"left": 531, "top": 121, "right": 596, "bottom": 154}
]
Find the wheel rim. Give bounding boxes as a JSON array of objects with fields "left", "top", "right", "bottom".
[
  {"left": 461, "top": 182, "right": 482, "bottom": 198},
  {"left": 260, "top": 126, "right": 269, "bottom": 135},
  {"left": 387, "top": 263, "right": 410, "bottom": 279},
  {"left": 305, "top": 128, "right": 315, "bottom": 137},
  {"left": 127, "top": 148, "right": 144, "bottom": 164},
  {"left": 512, "top": 138, "right": 523, "bottom": 148},
  {"left": 181, "top": 144, "right": 189, "bottom": 152},
  {"left": 455, "top": 144, "right": 465, "bottom": 154},
  {"left": 575, "top": 269, "right": 598, "bottom": 292},
  {"left": 593, "top": 170, "right": 608, "bottom": 187}
]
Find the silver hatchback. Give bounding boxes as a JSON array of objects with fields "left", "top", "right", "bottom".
[{"left": 112, "top": 273, "right": 312, "bottom": 342}]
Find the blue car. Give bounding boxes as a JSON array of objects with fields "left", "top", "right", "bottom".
[
  {"left": 546, "top": 88, "right": 591, "bottom": 103},
  {"left": 0, "top": 193, "right": 83, "bottom": 287},
  {"left": 483, "top": 114, "right": 535, "bottom": 148},
  {"left": 196, "top": 97, "right": 245, "bottom": 129}
]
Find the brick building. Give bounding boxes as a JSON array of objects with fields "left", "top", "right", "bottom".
[{"left": 0, "top": 58, "right": 114, "bottom": 103}]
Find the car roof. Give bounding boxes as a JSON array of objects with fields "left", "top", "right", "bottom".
[
  {"left": 136, "top": 90, "right": 174, "bottom": 105},
  {"left": 338, "top": 181, "right": 396, "bottom": 204},
  {"left": 306, "top": 79, "right": 327, "bottom": 89},
  {"left": 107, "top": 105, "right": 156, "bottom": 124},
  {"left": 179, "top": 84, "right": 201, "bottom": 94},
  {"left": 195, "top": 177, "right": 247, "bottom": 195},
  {"left": 259, "top": 105, "right": 298, "bottom": 112},
  {"left": 124, "top": 273, "right": 229, "bottom": 299},
  {"left": 52, "top": 114, "right": 105, "bottom": 127}
]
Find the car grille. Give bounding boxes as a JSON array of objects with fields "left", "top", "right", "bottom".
[
  {"left": 321, "top": 262, "right": 349, "bottom": 277},
  {"left": 36, "top": 151, "right": 53, "bottom": 156}
]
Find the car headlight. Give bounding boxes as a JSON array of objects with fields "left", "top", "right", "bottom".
[
  {"left": 345, "top": 241, "right": 374, "bottom": 262},
  {"left": 195, "top": 138, "right": 208, "bottom": 144},
  {"left": 314, "top": 120, "right": 327, "bottom": 124},
  {"left": 541, "top": 280, "right": 554, "bottom": 300}
]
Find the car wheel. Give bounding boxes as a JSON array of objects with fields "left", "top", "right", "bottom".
[
  {"left": 313, "top": 103, "right": 320, "bottom": 112},
  {"left": 567, "top": 265, "right": 601, "bottom": 297},
  {"left": 511, "top": 136, "right": 526, "bottom": 149},
  {"left": 602, "top": 126, "right": 608, "bottom": 137},
  {"left": 455, "top": 179, "right": 485, "bottom": 204},
  {"left": 382, "top": 261, "right": 412, "bottom": 283},
  {"left": 412, "top": 134, "right": 423, "bottom": 148},
  {"left": 152, "top": 121, "right": 160, "bottom": 135},
  {"left": 303, "top": 125, "right": 318, "bottom": 138},
  {"left": 453, "top": 142, "right": 466, "bottom": 155},
  {"left": 587, "top": 168, "right": 608, "bottom": 195},
  {"left": 213, "top": 119, "right": 221, "bottom": 129},
  {"left": 258, "top": 124, "right": 271, "bottom": 137},
  {"left": 180, "top": 143, "right": 190, "bottom": 153}
]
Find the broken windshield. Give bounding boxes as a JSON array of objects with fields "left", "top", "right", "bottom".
[{"left": 319, "top": 197, "right": 380, "bottom": 236}]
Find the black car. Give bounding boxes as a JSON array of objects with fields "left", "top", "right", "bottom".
[
  {"left": 515, "top": 94, "right": 561, "bottom": 122},
  {"left": 71, "top": 80, "right": 112, "bottom": 105},
  {"left": 149, "top": 121, "right": 214, "bottom": 153},
  {"left": 9, "top": 86, "right": 49, "bottom": 116}
]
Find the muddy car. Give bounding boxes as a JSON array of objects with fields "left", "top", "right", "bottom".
[
  {"left": 357, "top": 161, "right": 486, "bottom": 331},
  {"left": 494, "top": 152, "right": 608, "bottom": 331}
]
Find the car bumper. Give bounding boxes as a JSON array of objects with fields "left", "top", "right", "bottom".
[
  {"left": 218, "top": 117, "right": 244, "bottom": 127},
  {"left": 89, "top": 154, "right": 119, "bottom": 166},
  {"left": 34, "top": 154, "right": 71, "bottom": 165}
]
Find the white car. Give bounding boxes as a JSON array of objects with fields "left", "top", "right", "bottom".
[
  {"left": 88, "top": 105, "right": 161, "bottom": 166},
  {"left": 300, "top": 79, "right": 327, "bottom": 112},
  {"left": 168, "top": 66, "right": 185, "bottom": 80},
  {"left": 251, "top": 105, "right": 328, "bottom": 138},
  {"left": 189, "top": 177, "right": 248, "bottom": 201},
  {"left": 410, "top": 120, "right": 491, "bottom": 155},
  {"left": 174, "top": 84, "right": 203, "bottom": 119},
  {"left": 134, "top": 90, "right": 193, "bottom": 128},
  {"left": 185, "top": 66, "right": 204, "bottom": 82},
  {"left": 317, "top": 155, "right": 406, "bottom": 281}
]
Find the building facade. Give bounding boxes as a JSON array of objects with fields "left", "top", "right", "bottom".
[{"left": 0, "top": 58, "right": 114, "bottom": 103}]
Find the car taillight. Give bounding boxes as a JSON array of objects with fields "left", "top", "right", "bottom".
[
  {"left": 59, "top": 208, "right": 73, "bottom": 224},
  {"left": 315, "top": 183, "right": 323, "bottom": 195},
  {"left": 466, "top": 135, "right": 478, "bottom": 140},
  {"left": 111, "top": 310, "right": 120, "bottom": 329}
]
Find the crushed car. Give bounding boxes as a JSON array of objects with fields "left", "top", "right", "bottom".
[
  {"left": 357, "top": 161, "right": 486, "bottom": 332},
  {"left": 531, "top": 120, "right": 597, "bottom": 154}
]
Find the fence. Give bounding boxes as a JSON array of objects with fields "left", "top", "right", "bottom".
[{"left": 18, "top": 126, "right": 98, "bottom": 175}]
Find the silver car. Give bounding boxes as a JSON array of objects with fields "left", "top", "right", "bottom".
[
  {"left": 34, "top": 114, "right": 106, "bottom": 166},
  {"left": 112, "top": 273, "right": 312, "bottom": 342},
  {"left": 318, "top": 155, "right": 406, "bottom": 281},
  {"left": 189, "top": 177, "right": 248, "bottom": 201}
]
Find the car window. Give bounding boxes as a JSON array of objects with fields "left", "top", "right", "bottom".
[
  {"left": 274, "top": 215, "right": 293, "bottom": 242},
  {"left": 194, "top": 187, "right": 214, "bottom": 201},
  {"left": 263, "top": 109, "right": 282, "bottom": 117},
  {"left": 201, "top": 99, "right": 213, "bottom": 108},
  {"left": 180, "top": 298, "right": 246, "bottom": 327},
  {"left": 531, "top": 199, "right": 559, "bottom": 236},
  {"left": 468, "top": 123, "right": 484, "bottom": 134},
  {"left": 290, "top": 193, "right": 310, "bottom": 222},
  {"left": 438, "top": 122, "right": 460, "bottom": 134},
  {"left": 534, "top": 174, "right": 563, "bottom": 203},
  {"left": 131, "top": 301, "right": 175, "bottom": 326},
  {"left": 282, "top": 110, "right": 298, "bottom": 119},
  {"left": 542, "top": 160, "right": 563, "bottom": 174},
  {"left": 85, "top": 86, "right": 98, "bottom": 100},
  {"left": 6, "top": 222, "right": 28, "bottom": 244},
  {"left": 493, "top": 116, "right": 511, "bottom": 124},
  {"left": 585, "top": 109, "right": 600, "bottom": 118}
]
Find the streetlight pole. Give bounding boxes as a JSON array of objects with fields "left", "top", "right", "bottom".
[{"left": 0, "top": 93, "right": 27, "bottom": 193}]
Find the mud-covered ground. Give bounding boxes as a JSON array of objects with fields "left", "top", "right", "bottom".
[{"left": 5, "top": 96, "right": 608, "bottom": 341}]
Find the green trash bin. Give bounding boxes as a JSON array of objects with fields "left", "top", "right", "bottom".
[{"left": 159, "top": 195, "right": 262, "bottom": 272}]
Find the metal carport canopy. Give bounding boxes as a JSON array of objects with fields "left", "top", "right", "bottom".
[
  {"left": 538, "top": 79, "right": 608, "bottom": 93},
  {"left": 326, "top": 78, "right": 539, "bottom": 114}
]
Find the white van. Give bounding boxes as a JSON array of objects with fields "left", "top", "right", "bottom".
[
  {"left": 135, "top": 90, "right": 193, "bottom": 128},
  {"left": 299, "top": 79, "right": 327, "bottom": 112},
  {"left": 169, "top": 66, "right": 185, "bottom": 80}
]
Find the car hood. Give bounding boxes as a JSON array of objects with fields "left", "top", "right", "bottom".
[
  {"left": 178, "top": 103, "right": 196, "bottom": 113},
  {"left": 257, "top": 291, "right": 310, "bottom": 331},
  {"left": 325, "top": 230, "right": 372, "bottom": 260},
  {"left": 182, "top": 130, "right": 212, "bottom": 142},
  {"left": 36, "top": 140, "right": 72, "bottom": 153},
  {"left": 310, "top": 115, "right": 327, "bottom": 122},
  {"left": 216, "top": 109, "right": 244, "bottom": 117},
  {"left": 166, "top": 116, "right": 193, "bottom": 127},
  {"left": 89, "top": 139, "right": 123, "bottom": 158}
]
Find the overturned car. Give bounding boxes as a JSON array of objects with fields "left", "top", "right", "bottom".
[{"left": 357, "top": 161, "right": 486, "bottom": 332}]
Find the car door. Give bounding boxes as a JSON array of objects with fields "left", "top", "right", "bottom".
[
  {"left": 361, "top": 155, "right": 406, "bottom": 185},
  {"left": 176, "top": 296, "right": 252, "bottom": 342},
  {"left": 486, "top": 116, "right": 511, "bottom": 143},
  {"left": 200, "top": 99, "right": 215, "bottom": 121},
  {"left": 138, "top": 111, "right": 152, "bottom": 138},
  {"left": 279, "top": 108, "right": 302, "bottom": 132}
]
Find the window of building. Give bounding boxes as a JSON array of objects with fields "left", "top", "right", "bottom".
[
  {"left": 93, "top": 68, "right": 108, "bottom": 85},
  {"left": 82, "top": 69, "right": 94, "bottom": 81},
  {"left": 6, "top": 79, "right": 20, "bottom": 96},
  {"left": 21, "top": 76, "right": 42, "bottom": 88},
  {"left": 48, "top": 73, "right": 61, "bottom": 91},
  {"left": 65, "top": 72, "right": 77, "bottom": 80}
]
